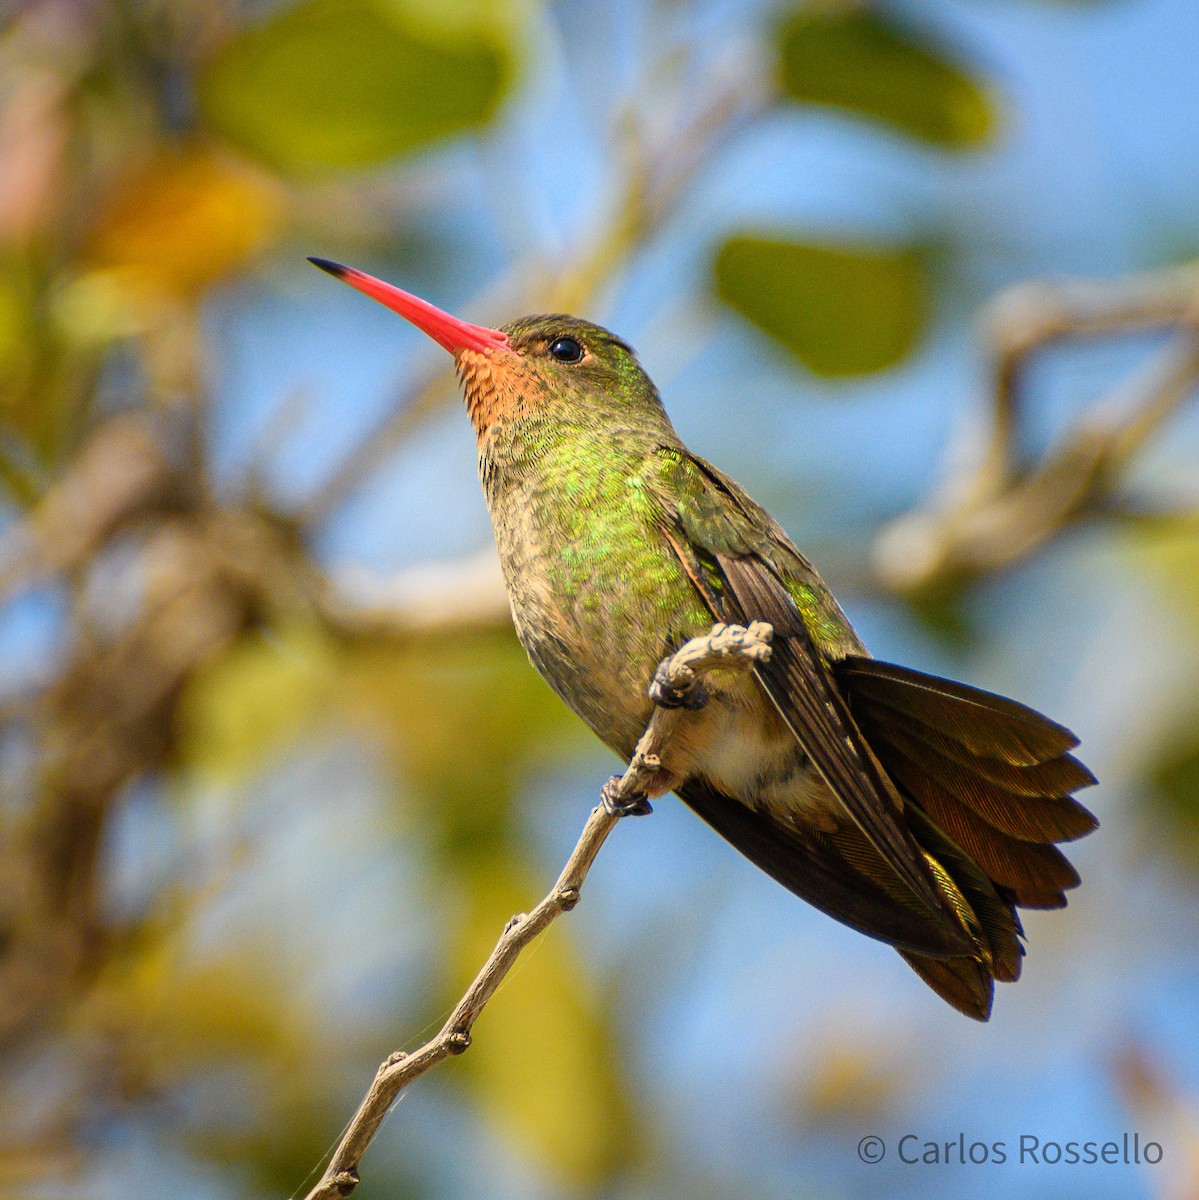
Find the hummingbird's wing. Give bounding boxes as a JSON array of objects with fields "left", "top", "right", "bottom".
[
  {"left": 648, "top": 447, "right": 975, "bottom": 955},
  {"left": 645, "top": 446, "right": 1097, "bottom": 1016}
]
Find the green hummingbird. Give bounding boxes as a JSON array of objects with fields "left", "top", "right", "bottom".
[{"left": 309, "top": 257, "right": 1098, "bottom": 1020}]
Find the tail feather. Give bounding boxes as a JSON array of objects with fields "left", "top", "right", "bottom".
[
  {"left": 1004, "top": 887, "right": 1068, "bottom": 910},
  {"left": 899, "top": 950, "right": 995, "bottom": 1020},
  {"left": 838, "top": 658, "right": 1080, "bottom": 765},
  {"left": 835, "top": 656, "right": 1097, "bottom": 1014},
  {"left": 895, "top": 806, "right": 1020, "bottom": 1020},
  {"left": 881, "top": 743, "right": 1082, "bottom": 895},
  {"left": 855, "top": 696, "right": 1096, "bottom": 805},
  {"left": 905, "top": 805, "right": 1023, "bottom": 984},
  {"left": 860, "top": 705, "right": 1096, "bottom": 844}
]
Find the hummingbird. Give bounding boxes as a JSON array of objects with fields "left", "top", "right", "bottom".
[{"left": 309, "top": 257, "right": 1098, "bottom": 1020}]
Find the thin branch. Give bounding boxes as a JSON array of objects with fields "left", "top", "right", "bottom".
[{"left": 300, "top": 620, "right": 774, "bottom": 1200}]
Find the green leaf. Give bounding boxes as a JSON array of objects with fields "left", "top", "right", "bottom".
[
  {"left": 776, "top": 8, "right": 998, "bottom": 150},
  {"left": 197, "top": 0, "right": 517, "bottom": 173},
  {"left": 713, "top": 233, "right": 928, "bottom": 376}
]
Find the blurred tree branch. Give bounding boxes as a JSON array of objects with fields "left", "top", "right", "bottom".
[
  {"left": 322, "top": 550, "right": 510, "bottom": 637},
  {"left": 872, "top": 262, "right": 1199, "bottom": 599},
  {"left": 0, "top": 412, "right": 329, "bottom": 1050},
  {"left": 300, "top": 621, "right": 774, "bottom": 1200}
]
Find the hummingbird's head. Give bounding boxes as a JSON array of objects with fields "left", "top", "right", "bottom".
[
  {"left": 471, "top": 312, "right": 654, "bottom": 433},
  {"left": 307, "top": 259, "right": 662, "bottom": 441}
]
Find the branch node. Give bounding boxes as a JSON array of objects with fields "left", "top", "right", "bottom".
[
  {"left": 632, "top": 751, "right": 661, "bottom": 774},
  {"left": 503, "top": 913, "right": 526, "bottom": 934},
  {"left": 556, "top": 886, "right": 581, "bottom": 910},
  {"left": 445, "top": 1029, "right": 472, "bottom": 1055},
  {"left": 332, "top": 1169, "right": 360, "bottom": 1197},
  {"left": 383, "top": 1050, "right": 407, "bottom": 1070}
]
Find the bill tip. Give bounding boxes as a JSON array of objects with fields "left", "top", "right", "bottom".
[{"left": 307, "top": 256, "right": 347, "bottom": 279}]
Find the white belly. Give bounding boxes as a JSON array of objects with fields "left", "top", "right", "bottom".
[{"left": 662, "top": 679, "right": 843, "bottom": 833}]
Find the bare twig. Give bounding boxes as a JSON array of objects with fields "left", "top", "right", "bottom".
[{"left": 300, "top": 621, "right": 774, "bottom": 1200}]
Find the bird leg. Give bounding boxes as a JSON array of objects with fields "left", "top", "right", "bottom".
[
  {"left": 647, "top": 656, "right": 711, "bottom": 710},
  {"left": 607, "top": 624, "right": 773, "bottom": 817},
  {"left": 601, "top": 775, "right": 653, "bottom": 817}
]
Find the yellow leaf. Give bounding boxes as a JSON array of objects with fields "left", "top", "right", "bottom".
[
  {"left": 82, "top": 144, "right": 282, "bottom": 304},
  {"left": 451, "top": 852, "right": 631, "bottom": 1187}
]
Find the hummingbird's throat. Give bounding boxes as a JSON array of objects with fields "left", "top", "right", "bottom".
[{"left": 456, "top": 346, "right": 539, "bottom": 440}]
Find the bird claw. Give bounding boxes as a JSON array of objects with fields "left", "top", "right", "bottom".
[
  {"left": 647, "top": 657, "right": 709, "bottom": 710},
  {"left": 601, "top": 775, "right": 653, "bottom": 817}
]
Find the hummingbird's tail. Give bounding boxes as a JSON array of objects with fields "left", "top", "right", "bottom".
[
  {"left": 835, "top": 657, "right": 1098, "bottom": 1017},
  {"left": 677, "top": 656, "right": 1097, "bottom": 1020}
]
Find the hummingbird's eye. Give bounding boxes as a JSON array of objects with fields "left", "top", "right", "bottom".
[{"left": 548, "top": 336, "right": 584, "bottom": 364}]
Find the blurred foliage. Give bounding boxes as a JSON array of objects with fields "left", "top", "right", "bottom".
[
  {"left": 353, "top": 631, "right": 576, "bottom": 832},
  {"left": 713, "top": 234, "right": 927, "bottom": 376},
  {"left": 775, "top": 7, "right": 998, "bottom": 150},
  {"left": 1148, "top": 732, "right": 1199, "bottom": 871},
  {"left": 199, "top": 0, "right": 518, "bottom": 173},
  {"left": 1136, "top": 520, "right": 1199, "bottom": 877},
  {"left": 81, "top": 144, "right": 283, "bottom": 303},
  {"left": 0, "top": 0, "right": 1195, "bottom": 1199},
  {"left": 179, "top": 622, "right": 338, "bottom": 783}
]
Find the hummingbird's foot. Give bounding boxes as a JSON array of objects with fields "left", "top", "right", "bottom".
[
  {"left": 648, "top": 657, "right": 710, "bottom": 710},
  {"left": 601, "top": 775, "right": 653, "bottom": 818}
]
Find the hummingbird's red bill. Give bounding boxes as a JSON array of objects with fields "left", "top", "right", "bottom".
[{"left": 307, "top": 258, "right": 509, "bottom": 355}]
